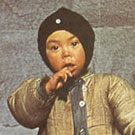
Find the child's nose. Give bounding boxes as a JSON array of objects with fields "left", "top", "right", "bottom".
[{"left": 62, "top": 46, "right": 71, "bottom": 58}]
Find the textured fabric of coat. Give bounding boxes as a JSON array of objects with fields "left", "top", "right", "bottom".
[{"left": 7, "top": 71, "right": 135, "bottom": 135}]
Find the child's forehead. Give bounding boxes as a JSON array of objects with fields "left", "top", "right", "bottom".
[
  {"left": 49, "top": 30, "right": 73, "bottom": 36},
  {"left": 46, "top": 30, "right": 79, "bottom": 43}
]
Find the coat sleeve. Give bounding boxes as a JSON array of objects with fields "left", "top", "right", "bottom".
[
  {"left": 108, "top": 75, "right": 135, "bottom": 135},
  {"left": 7, "top": 76, "right": 55, "bottom": 129}
]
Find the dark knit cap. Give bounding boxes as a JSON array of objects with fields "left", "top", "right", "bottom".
[{"left": 38, "top": 7, "right": 95, "bottom": 72}]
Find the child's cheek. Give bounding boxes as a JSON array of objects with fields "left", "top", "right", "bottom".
[{"left": 47, "top": 54, "right": 63, "bottom": 72}]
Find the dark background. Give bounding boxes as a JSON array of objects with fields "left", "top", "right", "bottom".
[{"left": 0, "top": 0, "right": 135, "bottom": 134}]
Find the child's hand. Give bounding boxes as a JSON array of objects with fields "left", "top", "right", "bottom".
[{"left": 45, "top": 66, "right": 77, "bottom": 95}]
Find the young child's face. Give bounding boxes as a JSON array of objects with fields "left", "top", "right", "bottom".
[{"left": 46, "top": 30, "right": 86, "bottom": 77}]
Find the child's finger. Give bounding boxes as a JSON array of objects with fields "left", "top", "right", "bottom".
[
  {"left": 56, "top": 82, "right": 63, "bottom": 90},
  {"left": 65, "top": 69, "right": 73, "bottom": 77},
  {"left": 58, "top": 71, "right": 69, "bottom": 83},
  {"left": 64, "top": 73, "right": 68, "bottom": 82},
  {"left": 62, "top": 68, "right": 74, "bottom": 80},
  {"left": 54, "top": 72, "right": 65, "bottom": 81},
  {"left": 53, "top": 72, "right": 67, "bottom": 85},
  {"left": 68, "top": 65, "right": 77, "bottom": 72}
]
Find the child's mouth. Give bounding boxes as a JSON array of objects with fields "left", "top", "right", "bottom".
[{"left": 63, "top": 63, "right": 75, "bottom": 68}]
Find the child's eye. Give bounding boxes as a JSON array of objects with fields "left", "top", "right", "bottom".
[
  {"left": 71, "top": 42, "right": 78, "bottom": 47},
  {"left": 51, "top": 46, "right": 59, "bottom": 50}
]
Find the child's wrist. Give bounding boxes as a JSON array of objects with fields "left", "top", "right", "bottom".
[{"left": 45, "top": 82, "right": 52, "bottom": 95}]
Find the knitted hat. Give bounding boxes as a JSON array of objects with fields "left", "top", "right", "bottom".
[{"left": 38, "top": 7, "right": 95, "bottom": 72}]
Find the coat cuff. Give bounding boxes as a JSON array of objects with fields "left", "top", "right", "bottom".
[{"left": 37, "top": 75, "right": 55, "bottom": 103}]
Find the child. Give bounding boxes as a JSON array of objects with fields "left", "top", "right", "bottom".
[{"left": 8, "top": 7, "right": 135, "bottom": 135}]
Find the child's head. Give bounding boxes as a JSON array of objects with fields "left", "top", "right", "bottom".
[
  {"left": 38, "top": 7, "right": 95, "bottom": 75},
  {"left": 46, "top": 30, "right": 86, "bottom": 77}
]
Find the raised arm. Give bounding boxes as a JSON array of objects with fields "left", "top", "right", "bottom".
[{"left": 7, "top": 76, "right": 55, "bottom": 129}]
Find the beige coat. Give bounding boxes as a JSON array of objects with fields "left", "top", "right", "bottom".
[{"left": 8, "top": 72, "right": 135, "bottom": 135}]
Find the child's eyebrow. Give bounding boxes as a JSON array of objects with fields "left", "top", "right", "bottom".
[
  {"left": 68, "top": 36, "right": 76, "bottom": 40},
  {"left": 47, "top": 40, "right": 59, "bottom": 45}
]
